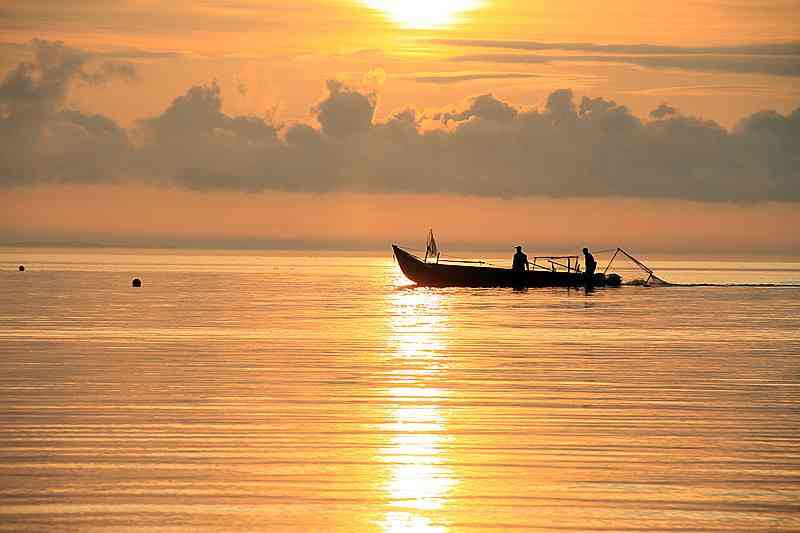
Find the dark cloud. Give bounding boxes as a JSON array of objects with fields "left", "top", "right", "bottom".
[
  {"left": 0, "top": 39, "right": 86, "bottom": 113},
  {"left": 86, "top": 60, "right": 138, "bottom": 83},
  {"left": 0, "top": 39, "right": 134, "bottom": 185},
  {"left": 449, "top": 53, "right": 800, "bottom": 77},
  {"left": 546, "top": 89, "right": 577, "bottom": 123},
  {"left": 1, "top": 40, "right": 799, "bottom": 202},
  {"left": 313, "top": 79, "right": 376, "bottom": 137},
  {"left": 650, "top": 103, "right": 679, "bottom": 119},
  {"left": 133, "top": 80, "right": 281, "bottom": 190},
  {"left": 433, "top": 94, "right": 518, "bottom": 124}
]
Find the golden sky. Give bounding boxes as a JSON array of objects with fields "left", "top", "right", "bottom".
[{"left": 0, "top": 1, "right": 798, "bottom": 254}]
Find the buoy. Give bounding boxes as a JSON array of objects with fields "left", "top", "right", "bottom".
[
  {"left": 132, "top": 278, "right": 142, "bottom": 288},
  {"left": 18, "top": 265, "right": 24, "bottom": 272}
]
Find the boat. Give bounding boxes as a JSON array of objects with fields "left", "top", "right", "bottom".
[{"left": 392, "top": 244, "right": 622, "bottom": 288}]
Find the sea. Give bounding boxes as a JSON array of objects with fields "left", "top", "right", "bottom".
[{"left": 1, "top": 247, "right": 798, "bottom": 532}]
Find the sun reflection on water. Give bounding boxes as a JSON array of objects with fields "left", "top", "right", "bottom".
[{"left": 379, "top": 288, "right": 456, "bottom": 532}]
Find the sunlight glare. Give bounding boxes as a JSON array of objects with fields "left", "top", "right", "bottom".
[
  {"left": 379, "top": 286, "right": 456, "bottom": 531},
  {"left": 365, "top": 0, "right": 483, "bottom": 29}
]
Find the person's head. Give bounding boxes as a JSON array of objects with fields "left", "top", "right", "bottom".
[
  {"left": 582, "top": 247, "right": 589, "bottom": 254},
  {"left": 516, "top": 246, "right": 522, "bottom": 252}
]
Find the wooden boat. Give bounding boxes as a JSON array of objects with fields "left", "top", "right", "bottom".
[{"left": 392, "top": 244, "right": 621, "bottom": 288}]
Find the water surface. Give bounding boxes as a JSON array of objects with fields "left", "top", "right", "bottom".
[{"left": 1, "top": 249, "right": 798, "bottom": 531}]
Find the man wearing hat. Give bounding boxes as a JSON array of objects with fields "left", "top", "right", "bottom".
[{"left": 512, "top": 245, "right": 529, "bottom": 272}]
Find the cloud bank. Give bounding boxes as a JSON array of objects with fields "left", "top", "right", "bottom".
[{"left": 1, "top": 40, "right": 799, "bottom": 202}]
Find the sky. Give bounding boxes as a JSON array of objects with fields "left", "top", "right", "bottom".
[{"left": 0, "top": 0, "right": 798, "bottom": 255}]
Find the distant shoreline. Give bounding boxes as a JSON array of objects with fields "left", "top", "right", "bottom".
[{"left": 1, "top": 242, "right": 799, "bottom": 263}]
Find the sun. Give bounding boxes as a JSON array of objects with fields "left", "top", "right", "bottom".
[{"left": 364, "top": 0, "right": 483, "bottom": 29}]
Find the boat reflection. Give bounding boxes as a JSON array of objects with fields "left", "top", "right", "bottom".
[{"left": 379, "top": 288, "right": 456, "bottom": 532}]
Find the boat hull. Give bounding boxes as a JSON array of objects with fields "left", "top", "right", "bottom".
[{"left": 393, "top": 245, "right": 610, "bottom": 288}]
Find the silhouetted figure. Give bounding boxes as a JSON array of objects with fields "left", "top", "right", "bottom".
[
  {"left": 512, "top": 246, "right": 529, "bottom": 288},
  {"left": 512, "top": 246, "right": 529, "bottom": 272},
  {"left": 18, "top": 265, "right": 24, "bottom": 272},
  {"left": 132, "top": 278, "right": 142, "bottom": 288},
  {"left": 583, "top": 247, "right": 596, "bottom": 286}
]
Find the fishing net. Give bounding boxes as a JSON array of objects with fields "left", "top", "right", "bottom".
[
  {"left": 597, "top": 248, "right": 673, "bottom": 286},
  {"left": 645, "top": 273, "right": 672, "bottom": 286},
  {"left": 625, "top": 273, "right": 672, "bottom": 286}
]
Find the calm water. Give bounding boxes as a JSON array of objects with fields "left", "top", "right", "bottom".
[{"left": 1, "top": 248, "right": 799, "bottom": 532}]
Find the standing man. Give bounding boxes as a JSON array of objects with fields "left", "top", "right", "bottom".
[
  {"left": 512, "top": 245, "right": 529, "bottom": 288},
  {"left": 513, "top": 246, "right": 529, "bottom": 272},
  {"left": 583, "top": 247, "right": 597, "bottom": 286}
]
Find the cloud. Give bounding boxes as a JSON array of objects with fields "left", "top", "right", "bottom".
[
  {"left": 313, "top": 79, "right": 376, "bottom": 137},
  {"left": 0, "top": 39, "right": 86, "bottom": 113},
  {"left": 430, "top": 38, "right": 800, "bottom": 78},
  {"left": 431, "top": 39, "right": 800, "bottom": 56},
  {"left": 650, "top": 103, "right": 679, "bottom": 119},
  {"left": 96, "top": 48, "right": 182, "bottom": 60},
  {"left": 363, "top": 67, "right": 387, "bottom": 86},
  {"left": 133, "top": 80, "right": 281, "bottom": 190},
  {"left": 411, "top": 72, "right": 541, "bottom": 84},
  {"left": 86, "top": 60, "right": 138, "bottom": 84},
  {"left": 0, "top": 39, "right": 134, "bottom": 185},
  {"left": 1, "top": 40, "right": 799, "bottom": 202},
  {"left": 449, "top": 53, "right": 800, "bottom": 77},
  {"left": 433, "top": 93, "right": 518, "bottom": 124}
]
